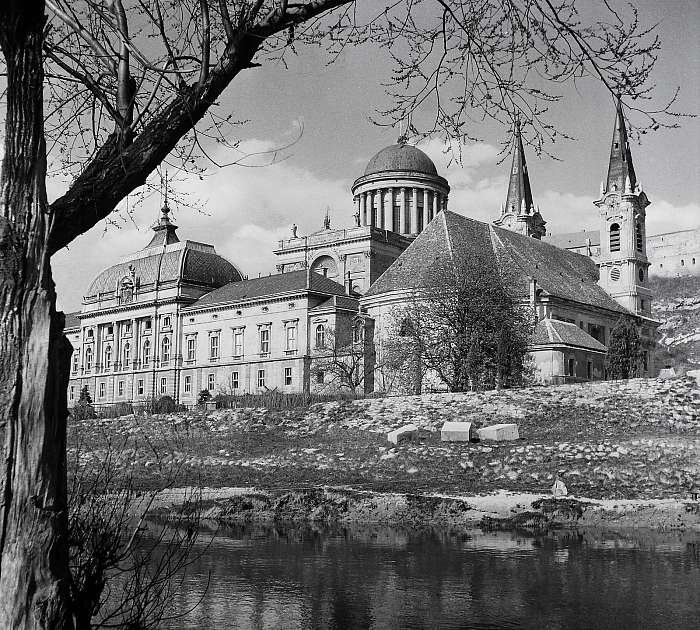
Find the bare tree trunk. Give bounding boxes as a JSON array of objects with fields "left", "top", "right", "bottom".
[{"left": 0, "top": 2, "right": 74, "bottom": 628}]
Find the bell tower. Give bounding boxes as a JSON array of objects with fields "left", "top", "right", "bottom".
[
  {"left": 594, "top": 98, "right": 652, "bottom": 316},
  {"left": 494, "top": 121, "right": 546, "bottom": 239}
]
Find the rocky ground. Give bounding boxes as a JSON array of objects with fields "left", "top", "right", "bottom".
[{"left": 70, "top": 377, "right": 700, "bottom": 504}]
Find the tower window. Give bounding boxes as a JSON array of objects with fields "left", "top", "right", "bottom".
[
  {"left": 638, "top": 268, "right": 645, "bottom": 282},
  {"left": 635, "top": 222, "right": 643, "bottom": 252},
  {"left": 609, "top": 223, "right": 621, "bottom": 252}
]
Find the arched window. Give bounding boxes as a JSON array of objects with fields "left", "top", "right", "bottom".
[
  {"left": 310, "top": 255, "right": 338, "bottom": 280},
  {"left": 161, "top": 337, "right": 171, "bottom": 362},
  {"left": 104, "top": 345, "right": 112, "bottom": 368},
  {"left": 142, "top": 339, "right": 151, "bottom": 366},
  {"left": 315, "top": 324, "right": 326, "bottom": 348},
  {"left": 353, "top": 322, "right": 363, "bottom": 344},
  {"left": 609, "top": 223, "right": 621, "bottom": 252},
  {"left": 399, "top": 318, "right": 414, "bottom": 337},
  {"left": 85, "top": 347, "right": 93, "bottom": 370},
  {"left": 123, "top": 342, "right": 130, "bottom": 367}
]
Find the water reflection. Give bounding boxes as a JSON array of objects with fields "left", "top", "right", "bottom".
[{"left": 155, "top": 521, "right": 700, "bottom": 629}]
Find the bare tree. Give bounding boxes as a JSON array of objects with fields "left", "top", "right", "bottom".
[
  {"left": 0, "top": 1, "right": 682, "bottom": 627},
  {"left": 383, "top": 255, "right": 535, "bottom": 393},
  {"left": 311, "top": 323, "right": 371, "bottom": 393}
]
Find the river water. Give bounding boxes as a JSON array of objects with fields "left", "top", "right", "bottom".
[{"left": 155, "top": 522, "right": 699, "bottom": 629}]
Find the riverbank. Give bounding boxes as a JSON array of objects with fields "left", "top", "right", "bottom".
[
  {"left": 70, "top": 377, "right": 700, "bottom": 530},
  {"left": 149, "top": 486, "right": 700, "bottom": 533}
]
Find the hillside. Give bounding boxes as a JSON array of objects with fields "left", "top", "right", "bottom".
[{"left": 650, "top": 275, "right": 700, "bottom": 372}]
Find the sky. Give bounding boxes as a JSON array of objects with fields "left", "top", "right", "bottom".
[{"left": 51, "top": 0, "right": 700, "bottom": 313}]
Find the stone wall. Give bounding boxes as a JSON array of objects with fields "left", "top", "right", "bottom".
[{"left": 646, "top": 228, "right": 700, "bottom": 278}]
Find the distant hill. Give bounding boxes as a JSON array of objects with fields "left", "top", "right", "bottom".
[{"left": 649, "top": 275, "right": 700, "bottom": 372}]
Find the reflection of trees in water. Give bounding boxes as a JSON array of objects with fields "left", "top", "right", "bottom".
[{"left": 161, "top": 524, "right": 700, "bottom": 629}]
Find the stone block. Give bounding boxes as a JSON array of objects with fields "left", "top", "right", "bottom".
[
  {"left": 658, "top": 368, "right": 676, "bottom": 380},
  {"left": 477, "top": 423, "right": 519, "bottom": 441},
  {"left": 440, "top": 421, "right": 473, "bottom": 442},
  {"left": 205, "top": 401, "right": 217, "bottom": 411},
  {"left": 387, "top": 423, "right": 418, "bottom": 445}
]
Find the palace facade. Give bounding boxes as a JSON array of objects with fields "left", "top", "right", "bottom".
[{"left": 66, "top": 101, "right": 660, "bottom": 406}]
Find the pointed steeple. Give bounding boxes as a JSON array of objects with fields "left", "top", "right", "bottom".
[
  {"left": 504, "top": 120, "right": 534, "bottom": 216},
  {"left": 605, "top": 97, "right": 637, "bottom": 195}
]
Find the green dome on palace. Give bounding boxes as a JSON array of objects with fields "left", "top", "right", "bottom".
[{"left": 364, "top": 143, "right": 438, "bottom": 177}]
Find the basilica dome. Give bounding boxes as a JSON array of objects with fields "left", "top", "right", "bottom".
[{"left": 364, "top": 143, "right": 438, "bottom": 176}]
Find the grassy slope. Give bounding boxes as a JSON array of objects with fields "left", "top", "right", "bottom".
[
  {"left": 70, "top": 377, "right": 700, "bottom": 501},
  {"left": 649, "top": 275, "right": 700, "bottom": 371}
]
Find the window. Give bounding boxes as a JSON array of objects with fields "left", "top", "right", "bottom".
[
  {"left": 587, "top": 324, "right": 605, "bottom": 344},
  {"left": 144, "top": 319, "right": 152, "bottom": 332},
  {"left": 87, "top": 328, "right": 94, "bottom": 339},
  {"left": 69, "top": 386, "right": 74, "bottom": 401},
  {"left": 162, "top": 315, "right": 171, "bottom": 328},
  {"left": 72, "top": 352, "right": 79, "bottom": 373},
  {"left": 98, "top": 382, "right": 105, "bottom": 398},
  {"left": 210, "top": 333, "right": 220, "bottom": 360},
  {"left": 233, "top": 329, "right": 244, "bottom": 357},
  {"left": 641, "top": 299, "right": 646, "bottom": 312},
  {"left": 104, "top": 344, "right": 112, "bottom": 368},
  {"left": 353, "top": 322, "right": 363, "bottom": 344},
  {"left": 160, "top": 377, "right": 167, "bottom": 394},
  {"left": 284, "top": 367, "right": 293, "bottom": 386},
  {"left": 106, "top": 325, "right": 114, "bottom": 336},
  {"left": 207, "top": 374, "right": 215, "bottom": 391},
  {"left": 316, "top": 371, "right": 324, "bottom": 384},
  {"left": 187, "top": 337, "right": 196, "bottom": 361},
  {"left": 161, "top": 337, "right": 171, "bottom": 362},
  {"left": 137, "top": 379, "right": 144, "bottom": 395},
  {"left": 123, "top": 321, "right": 131, "bottom": 335},
  {"left": 315, "top": 324, "right": 325, "bottom": 348},
  {"left": 257, "top": 369, "right": 266, "bottom": 388},
  {"left": 118, "top": 381, "right": 124, "bottom": 396},
  {"left": 286, "top": 325, "right": 297, "bottom": 352},
  {"left": 693, "top": 258, "right": 697, "bottom": 265},
  {"left": 609, "top": 223, "right": 621, "bottom": 252},
  {"left": 681, "top": 259, "right": 685, "bottom": 267},
  {"left": 184, "top": 375, "right": 192, "bottom": 394},
  {"left": 85, "top": 347, "right": 93, "bottom": 370},
  {"left": 231, "top": 371, "right": 239, "bottom": 390},
  {"left": 567, "top": 358, "right": 575, "bottom": 377},
  {"left": 639, "top": 268, "right": 645, "bottom": 282},
  {"left": 123, "top": 342, "right": 130, "bottom": 367},
  {"left": 259, "top": 327, "right": 270, "bottom": 354},
  {"left": 142, "top": 339, "right": 151, "bottom": 366},
  {"left": 635, "top": 221, "right": 643, "bottom": 252}
]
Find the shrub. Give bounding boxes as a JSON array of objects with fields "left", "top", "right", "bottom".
[
  {"left": 155, "top": 395, "right": 177, "bottom": 414},
  {"left": 71, "top": 401, "right": 96, "bottom": 421},
  {"left": 197, "top": 389, "right": 211, "bottom": 406}
]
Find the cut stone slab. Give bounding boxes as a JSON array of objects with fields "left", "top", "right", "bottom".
[
  {"left": 440, "top": 421, "right": 473, "bottom": 442},
  {"left": 477, "top": 423, "right": 519, "bottom": 441},
  {"left": 387, "top": 424, "right": 418, "bottom": 445},
  {"left": 658, "top": 368, "right": 676, "bottom": 379}
]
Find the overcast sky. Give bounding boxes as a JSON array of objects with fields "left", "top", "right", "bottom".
[{"left": 52, "top": 0, "right": 700, "bottom": 313}]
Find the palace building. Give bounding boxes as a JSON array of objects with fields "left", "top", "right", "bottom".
[{"left": 65, "top": 101, "right": 661, "bottom": 406}]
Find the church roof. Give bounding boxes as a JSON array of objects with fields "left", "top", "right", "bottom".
[
  {"left": 532, "top": 319, "right": 607, "bottom": 352},
  {"left": 185, "top": 269, "right": 347, "bottom": 310},
  {"left": 364, "top": 143, "right": 438, "bottom": 176},
  {"left": 504, "top": 121, "right": 535, "bottom": 214},
  {"left": 364, "top": 211, "right": 629, "bottom": 315},
  {"left": 605, "top": 98, "right": 637, "bottom": 194},
  {"left": 544, "top": 230, "right": 601, "bottom": 249}
]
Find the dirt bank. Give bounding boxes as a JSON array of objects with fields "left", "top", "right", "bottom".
[{"left": 151, "top": 486, "right": 700, "bottom": 534}]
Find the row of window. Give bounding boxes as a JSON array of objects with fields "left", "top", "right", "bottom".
[
  {"left": 83, "top": 316, "right": 173, "bottom": 342},
  {"left": 69, "top": 376, "right": 170, "bottom": 401},
  {"left": 609, "top": 221, "right": 644, "bottom": 254},
  {"left": 185, "top": 323, "right": 330, "bottom": 362},
  {"left": 76, "top": 336, "right": 172, "bottom": 372}
]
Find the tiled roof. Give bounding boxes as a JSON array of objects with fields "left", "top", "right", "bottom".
[
  {"left": 64, "top": 311, "right": 81, "bottom": 330},
  {"left": 310, "top": 295, "right": 360, "bottom": 312},
  {"left": 365, "top": 211, "right": 630, "bottom": 315},
  {"left": 185, "top": 270, "right": 347, "bottom": 310},
  {"left": 86, "top": 246, "right": 241, "bottom": 297},
  {"left": 532, "top": 319, "right": 607, "bottom": 352},
  {"left": 544, "top": 230, "right": 601, "bottom": 249}
]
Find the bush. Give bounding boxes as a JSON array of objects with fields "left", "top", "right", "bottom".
[
  {"left": 71, "top": 401, "right": 96, "bottom": 421},
  {"left": 197, "top": 389, "right": 211, "bottom": 406},
  {"left": 99, "top": 402, "right": 134, "bottom": 419},
  {"left": 155, "top": 395, "right": 177, "bottom": 414}
]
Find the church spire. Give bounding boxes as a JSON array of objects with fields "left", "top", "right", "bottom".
[
  {"left": 504, "top": 119, "right": 534, "bottom": 216},
  {"left": 604, "top": 97, "right": 637, "bottom": 195}
]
